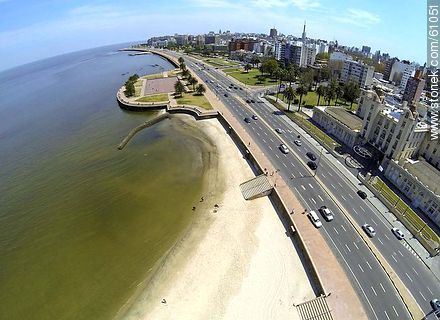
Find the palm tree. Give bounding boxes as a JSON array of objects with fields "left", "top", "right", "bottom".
[
  {"left": 195, "top": 84, "right": 206, "bottom": 95},
  {"left": 283, "top": 86, "right": 296, "bottom": 111},
  {"left": 174, "top": 80, "right": 185, "bottom": 97},
  {"left": 286, "top": 65, "right": 298, "bottom": 87},
  {"left": 324, "top": 81, "right": 337, "bottom": 105},
  {"left": 179, "top": 62, "right": 186, "bottom": 71},
  {"left": 316, "top": 84, "right": 326, "bottom": 106},
  {"left": 295, "top": 85, "right": 309, "bottom": 112},
  {"left": 188, "top": 76, "right": 198, "bottom": 91},
  {"left": 178, "top": 57, "right": 184, "bottom": 64},
  {"left": 275, "top": 68, "right": 287, "bottom": 103},
  {"left": 182, "top": 69, "right": 190, "bottom": 78},
  {"left": 335, "top": 84, "right": 344, "bottom": 106},
  {"left": 244, "top": 63, "right": 252, "bottom": 73}
]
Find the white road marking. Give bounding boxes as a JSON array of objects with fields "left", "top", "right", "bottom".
[
  {"left": 349, "top": 194, "right": 354, "bottom": 199},
  {"left": 338, "top": 182, "right": 343, "bottom": 187},
  {"left": 419, "top": 291, "right": 427, "bottom": 301},
  {"left": 384, "top": 310, "right": 390, "bottom": 320},
  {"left": 318, "top": 195, "right": 323, "bottom": 202},
  {"left": 321, "top": 173, "right": 326, "bottom": 178},
  {"left": 333, "top": 227, "right": 339, "bottom": 235},
  {"left": 380, "top": 283, "right": 386, "bottom": 293},
  {"left": 311, "top": 198, "right": 316, "bottom": 204},
  {"left": 392, "top": 306, "right": 399, "bottom": 317},
  {"left": 309, "top": 183, "right": 314, "bottom": 189},
  {"left": 341, "top": 195, "right": 346, "bottom": 201},
  {"left": 269, "top": 138, "right": 274, "bottom": 143},
  {"left": 268, "top": 146, "right": 272, "bottom": 150},
  {"left": 405, "top": 272, "right": 413, "bottom": 282},
  {"left": 352, "top": 208, "right": 359, "bottom": 215},
  {"left": 291, "top": 162, "right": 296, "bottom": 167},
  {"left": 371, "top": 286, "right": 377, "bottom": 296},
  {"left": 341, "top": 225, "right": 347, "bottom": 232},
  {"left": 262, "top": 138, "right": 267, "bottom": 143},
  {"left": 358, "top": 264, "right": 364, "bottom": 272},
  {"left": 291, "top": 173, "right": 296, "bottom": 179},
  {"left": 371, "top": 219, "right": 377, "bottom": 226},
  {"left": 353, "top": 242, "right": 359, "bottom": 250},
  {"left": 283, "top": 163, "right": 287, "bottom": 168},
  {"left": 256, "top": 132, "right": 260, "bottom": 136},
  {"left": 378, "top": 238, "right": 384, "bottom": 245},
  {"left": 331, "top": 183, "right": 336, "bottom": 189},
  {"left": 427, "top": 287, "right": 433, "bottom": 295},
  {"left": 301, "top": 185, "right": 306, "bottom": 191},
  {"left": 398, "top": 250, "right": 404, "bottom": 257},
  {"left": 360, "top": 206, "right": 366, "bottom": 212},
  {"left": 384, "top": 233, "right": 390, "bottom": 240},
  {"left": 412, "top": 267, "right": 419, "bottom": 276},
  {"left": 391, "top": 255, "right": 398, "bottom": 262},
  {"left": 345, "top": 244, "right": 351, "bottom": 252},
  {"left": 365, "top": 261, "right": 372, "bottom": 270},
  {"left": 275, "top": 154, "right": 280, "bottom": 159},
  {"left": 328, "top": 172, "right": 333, "bottom": 176}
]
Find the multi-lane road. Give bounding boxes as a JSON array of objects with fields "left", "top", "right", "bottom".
[{"left": 167, "top": 51, "right": 440, "bottom": 319}]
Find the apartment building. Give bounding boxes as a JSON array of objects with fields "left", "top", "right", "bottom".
[{"left": 341, "top": 60, "right": 374, "bottom": 87}]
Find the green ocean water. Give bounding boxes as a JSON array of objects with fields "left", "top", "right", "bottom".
[{"left": 0, "top": 45, "right": 215, "bottom": 319}]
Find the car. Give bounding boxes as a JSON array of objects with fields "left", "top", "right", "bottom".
[
  {"left": 234, "top": 86, "right": 238, "bottom": 89},
  {"left": 239, "top": 87, "right": 243, "bottom": 90},
  {"left": 391, "top": 227, "right": 405, "bottom": 240},
  {"left": 275, "top": 128, "right": 284, "bottom": 134},
  {"left": 246, "top": 99, "right": 250, "bottom": 103},
  {"left": 307, "top": 161, "right": 317, "bottom": 170},
  {"left": 224, "top": 93, "right": 229, "bottom": 97},
  {"left": 230, "top": 83, "right": 234, "bottom": 86},
  {"left": 227, "top": 88, "right": 232, "bottom": 91},
  {"left": 308, "top": 210, "right": 322, "bottom": 228},
  {"left": 251, "top": 115, "right": 258, "bottom": 120},
  {"left": 431, "top": 299, "right": 440, "bottom": 311},
  {"left": 357, "top": 190, "right": 368, "bottom": 199},
  {"left": 279, "top": 144, "right": 289, "bottom": 154},
  {"left": 244, "top": 117, "right": 251, "bottom": 123},
  {"left": 362, "top": 224, "right": 376, "bottom": 237},
  {"left": 306, "top": 152, "right": 317, "bottom": 161},
  {"left": 319, "top": 206, "right": 334, "bottom": 221},
  {"left": 294, "top": 140, "right": 302, "bottom": 146},
  {"left": 250, "top": 99, "right": 255, "bottom": 103}
]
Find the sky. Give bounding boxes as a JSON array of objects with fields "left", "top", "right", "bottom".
[{"left": 0, "top": 0, "right": 426, "bottom": 71}]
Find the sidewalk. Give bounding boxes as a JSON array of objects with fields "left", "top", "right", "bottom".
[{"left": 263, "top": 97, "right": 440, "bottom": 281}]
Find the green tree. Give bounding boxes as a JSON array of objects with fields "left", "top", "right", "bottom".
[
  {"left": 283, "top": 86, "right": 296, "bottom": 111},
  {"left": 188, "top": 76, "right": 198, "bottom": 91},
  {"left": 128, "top": 74, "right": 140, "bottom": 82},
  {"left": 324, "top": 80, "right": 338, "bottom": 105},
  {"left": 195, "top": 83, "right": 206, "bottom": 95},
  {"left": 124, "top": 80, "right": 135, "bottom": 97},
  {"left": 174, "top": 80, "right": 185, "bottom": 97},
  {"left": 275, "top": 68, "right": 287, "bottom": 103},
  {"left": 261, "top": 58, "right": 278, "bottom": 77},
  {"left": 178, "top": 57, "right": 184, "bottom": 64},
  {"left": 244, "top": 63, "right": 252, "bottom": 73},
  {"left": 295, "top": 85, "right": 309, "bottom": 111},
  {"left": 251, "top": 57, "right": 260, "bottom": 67},
  {"left": 315, "top": 52, "right": 330, "bottom": 61},
  {"left": 316, "top": 84, "right": 326, "bottom": 106},
  {"left": 182, "top": 68, "right": 190, "bottom": 78},
  {"left": 335, "top": 84, "right": 344, "bottom": 105},
  {"left": 286, "top": 64, "right": 298, "bottom": 86},
  {"left": 179, "top": 62, "right": 186, "bottom": 71},
  {"left": 343, "top": 82, "right": 361, "bottom": 109}
]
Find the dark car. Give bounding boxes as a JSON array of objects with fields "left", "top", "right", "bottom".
[
  {"left": 252, "top": 115, "right": 258, "bottom": 120},
  {"left": 307, "top": 161, "right": 317, "bottom": 170},
  {"left": 250, "top": 99, "right": 255, "bottom": 103},
  {"left": 306, "top": 152, "right": 317, "bottom": 161},
  {"left": 224, "top": 93, "right": 229, "bottom": 97},
  {"left": 357, "top": 190, "right": 368, "bottom": 199},
  {"left": 246, "top": 99, "right": 250, "bottom": 103},
  {"left": 239, "top": 87, "right": 243, "bottom": 90},
  {"left": 244, "top": 117, "right": 251, "bottom": 123},
  {"left": 431, "top": 299, "right": 440, "bottom": 311}
]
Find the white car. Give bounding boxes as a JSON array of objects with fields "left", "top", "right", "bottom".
[
  {"left": 294, "top": 140, "right": 302, "bottom": 146},
  {"left": 275, "top": 128, "right": 284, "bottom": 134},
  {"left": 319, "top": 206, "right": 334, "bottom": 221},
  {"left": 308, "top": 210, "right": 322, "bottom": 228},
  {"left": 362, "top": 224, "right": 376, "bottom": 237},
  {"left": 279, "top": 144, "right": 289, "bottom": 154},
  {"left": 391, "top": 227, "right": 405, "bottom": 240}
]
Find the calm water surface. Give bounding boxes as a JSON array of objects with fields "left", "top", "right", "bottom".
[{"left": 0, "top": 44, "right": 212, "bottom": 319}]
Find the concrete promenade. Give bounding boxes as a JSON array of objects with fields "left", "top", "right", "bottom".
[{"left": 150, "top": 49, "right": 367, "bottom": 319}]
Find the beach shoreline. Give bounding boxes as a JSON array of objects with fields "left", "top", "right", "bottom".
[{"left": 119, "top": 115, "right": 315, "bottom": 320}]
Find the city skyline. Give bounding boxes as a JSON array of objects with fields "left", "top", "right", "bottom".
[{"left": 0, "top": 0, "right": 426, "bottom": 72}]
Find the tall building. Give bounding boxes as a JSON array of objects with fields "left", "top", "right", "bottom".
[
  {"left": 341, "top": 60, "right": 374, "bottom": 87},
  {"left": 317, "top": 42, "right": 329, "bottom": 54},
  {"left": 205, "top": 35, "right": 219, "bottom": 45},
  {"left": 301, "top": 44, "right": 317, "bottom": 67},
  {"left": 361, "top": 46, "right": 371, "bottom": 55},
  {"left": 269, "top": 27, "right": 278, "bottom": 38},
  {"left": 403, "top": 70, "right": 426, "bottom": 104},
  {"left": 228, "top": 38, "right": 258, "bottom": 52},
  {"left": 301, "top": 21, "right": 307, "bottom": 42},
  {"left": 399, "top": 63, "right": 417, "bottom": 91},
  {"left": 383, "top": 57, "right": 399, "bottom": 81}
]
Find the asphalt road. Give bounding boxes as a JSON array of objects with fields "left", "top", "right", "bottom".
[{"left": 168, "top": 51, "right": 440, "bottom": 319}]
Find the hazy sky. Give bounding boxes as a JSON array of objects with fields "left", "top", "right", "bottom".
[{"left": 0, "top": 0, "right": 426, "bottom": 71}]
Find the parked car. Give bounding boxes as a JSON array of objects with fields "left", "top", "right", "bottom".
[
  {"left": 391, "top": 227, "right": 405, "bottom": 240},
  {"left": 239, "top": 87, "right": 243, "bottom": 90},
  {"left": 246, "top": 99, "right": 250, "bottom": 103},
  {"left": 307, "top": 161, "right": 317, "bottom": 170},
  {"left": 275, "top": 128, "right": 284, "bottom": 134},
  {"left": 252, "top": 115, "right": 258, "bottom": 120},
  {"left": 362, "top": 224, "right": 376, "bottom": 237},
  {"left": 250, "top": 99, "right": 255, "bottom": 103},
  {"left": 244, "top": 117, "right": 251, "bottom": 123},
  {"left": 294, "top": 140, "right": 302, "bottom": 146},
  {"left": 224, "top": 93, "right": 229, "bottom": 97},
  {"left": 431, "top": 299, "right": 440, "bottom": 311},
  {"left": 306, "top": 152, "right": 317, "bottom": 161},
  {"left": 319, "top": 206, "right": 334, "bottom": 221},
  {"left": 308, "top": 210, "right": 322, "bottom": 228},
  {"left": 357, "top": 190, "right": 368, "bottom": 199},
  {"left": 279, "top": 144, "right": 289, "bottom": 154}
]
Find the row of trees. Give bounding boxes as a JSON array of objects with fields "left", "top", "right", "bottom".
[
  {"left": 175, "top": 57, "right": 206, "bottom": 97},
  {"left": 124, "top": 74, "right": 140, "bottom": 97}
]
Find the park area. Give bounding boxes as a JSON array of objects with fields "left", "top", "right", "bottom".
[
  {"left": 224, "top": 68, "right": 278, "bottom": 86},
  {"left": 175, "top": 93, "right": 212, "bottom": 110}
]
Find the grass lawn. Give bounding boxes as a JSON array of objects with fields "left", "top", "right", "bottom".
[
  {"left": 222, "top": 67, "right": 240, "bottom": 73},
  {"left": 203, "top": 57, "right": 239, "bottom": 67},
  {"left": 176, "top": 93, "right": 212, "bottom": 110},
  {"left": 265, "top": 96, "right": 338, "bottom": 149},
  {"left": 142, "top": 73, "right": 164, "bottom": 80},
  {"left": 279, "top": 90, "right": 358, "bottom": 111},
  {"left": 134, "top": 80, "right": 144, "bottom": 97},
  {"left": 135, "top": 94, "right": 169, "bottom": 103},
  {"left": 370, "top": 177, "right": 440, "bottom": 244},
  {"left": 225, "top": 68, "right": 277, "bottom": 86}
]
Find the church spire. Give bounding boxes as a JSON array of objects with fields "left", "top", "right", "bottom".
[{"left": 302, "top": 21, "right": 306, "bottom": 41}]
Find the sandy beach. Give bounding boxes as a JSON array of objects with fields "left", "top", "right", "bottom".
[{"left": 121, "top": 116, "right": 315, "bottom": 320}]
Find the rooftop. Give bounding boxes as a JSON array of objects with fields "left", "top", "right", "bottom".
[
  {"left": 323, "top": 107, "right": 363, "bottom": 131},
  {"left": 404, "top": 159, "right": 440, "bottom": 195}
]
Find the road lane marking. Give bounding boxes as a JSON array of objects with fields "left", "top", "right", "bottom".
[
  {"left": 333, "top": 227, "right": 339, "bottom": 235},
  {"left": 328, "top": 172, "right": 333, "bottom": 176},
  {"left": 398, "top": 250, "right": 404, "bottom": 257},
  {"left": 311, "top": 198, "right": 316, "bottom": 204},
  {"left": 352, "top": 208, "right": 359, "bottom": 215},
  {"left": 283, "top": 163, "right": 287, "bottom": 168},
  {"left": 358, "top": 264, "right": 364, "bottom": 272},
  {"left": 360, "top": 206, "right": 366, "bottom": 212},
  {"left": 378, "top": 238, "right": 384, "bottom": 245},
  {"left": 384, "top": 310, "right": 390, "bottom": 320},
  {"left": 331, "top": 183, "right": 336, "bottom": 189},
  {"left": 412, "top": 267, "right": 419, "bottom": 276},
  {"left": 392, "top": 306, "right": 399, "bottom": 317},
  {"left": 341, "top": 225, "right": 347, "bottom": 232},
  {"left": 349, "top": 194, "right": 354, "bottom": 199},
  {"left": 301, "top": 185, "right": 306, "bottom": 191},
  {"left": 405, "top": 272, "right": 413, "bottom": 282},
  {"left": 268, "top": 145, "right": 273, "bottom": 150},
  {"left": 321, "top": 173, "right": 326, "bottom": 178},
  {"left": 341, "top": 195, "right": 346, "bottom": 201},
  {"left": 269, "top": 138, "right": 274, "bottom": 142},
  {"left": 291, "top": 173, "right": 296, "bottom": 179},
  {"left": 353, "top": 242, "right": 359, "bottom": 250},
  {"left": 291, "top": 162, "right": 296, "bottom": 167},
  {"left": 371, "top": 286, "right": 377, "bottom": 296},
  {"left": 384, "top": 234, "right": 390, "bottom": 240},
  {"left": 365, "top": 261, "right": 372, "bottom": 270},
  {"left": 345, "top": 244, "right": 351, "bottom": 252},
  {"left": 262, "top": 138, "right": 267, "bottom": 143},
  {"left": 275, "top": 154, "right": 280, "bottom": 159},
  {"left": 428, "top": 287, "right": 433, "bottom": 295},
  {"left": 338, "top": 182, "right": 343, "bottom": 187},
  {"left": 318, "top": 195, "right": 323, "bottom": 202},
  {"left": 371, "top": 219, "right": 377, "bottom": 226},
  {"left": 391, "top": 255, "right": 398, "bottom": 262},
  {"left": 256, "top": 132, "right": 260, "bottom": 136},
  {"left": 309, "top": 183, "right": 314, "bottom": 189},
  {"left": 380, "top": 283, "right": 386, "bottom": 293},
  {"left": 419, "top": 291, "right": 427, "bottom": 301}
]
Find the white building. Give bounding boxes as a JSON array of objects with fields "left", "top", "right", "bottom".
[
  {"left": 317, "top": 42, "right": 329, "bottom": 54},
  {"left": 341, "top": 60, "right": 374, "bottom": 87},
  {"left": 329, "top": 51, "right": 353, "bottom": 62}
]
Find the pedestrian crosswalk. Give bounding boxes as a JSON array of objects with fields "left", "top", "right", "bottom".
[
  {"left": 401, "top": 241, "right": 423, "bottom": 263},
  {"left": 295, "top": 295, "right": 333, "bottom": 320}
]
